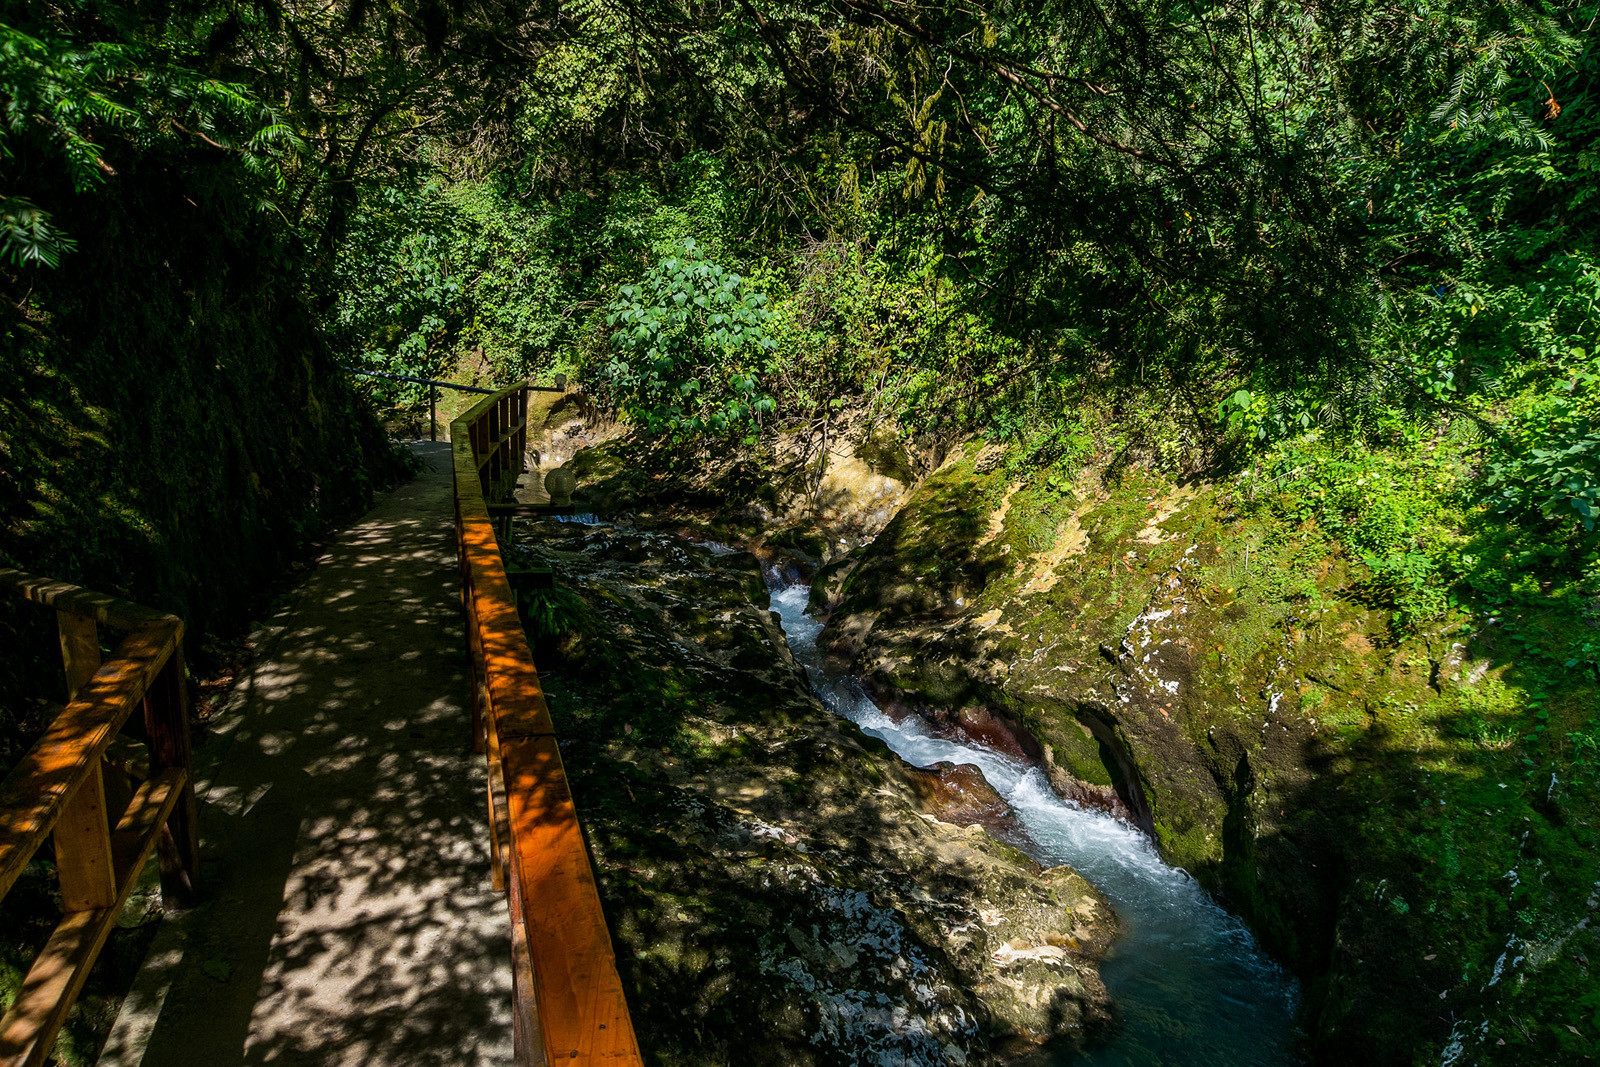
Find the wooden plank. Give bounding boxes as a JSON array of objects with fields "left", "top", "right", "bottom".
[
  {"left": 53, "top": 611, "right": 118, "bottom": 914},
  {"left": 456, "top": 498, "right": 487, "bottom": 756},
  {"left": 51, "top": 762, "right": 116, "bottom": 912},
  {"left": 0, "top": 624, "right": 178, "bottom": 902},
  {"left": 456, "top": 508, "right": 556, "bottom": 740},
  {"left": 0, "top": 570, "right": 181, "bottom": 633},
  {"left": 482, "top": 664, "right": 510, "bottom": 894},
  {"left": 506, "top": 846, "right": 548, "bottom": 1066},
  {"left": 453, "top": 383, "right": 640, "bottom": 1064},
  {"left": 501, "top": 736, "right": 641, "bottom": 1064},
  {"left": 465, "top": 575, "right": 487, "bottom": 755},
  {"left": 56, "top": 611, "right": 100, "bottom": 700},
  {"left": 0, "top": 908, "right": 116, "bottom": 1067},
  {"left": 0, "top": 770, "right": 184, "bottom": 1067},
  {"left": 109, "top": 768, "right": 186, "bottom": 888},
  {"left": 142, "top": 652, "right": 198, "bottom": 905},
  {"left": 486, "top": 756, "right": 509, "bottom": 893}
]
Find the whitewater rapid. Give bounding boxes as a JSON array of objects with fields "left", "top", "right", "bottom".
[{"left": 769, "top": 581, "right": 1301, "bottom": 1066}]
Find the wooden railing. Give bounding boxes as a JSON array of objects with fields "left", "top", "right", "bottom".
[
  {"left": 451, "top": 385, "right": 642, "bottom": 1064},
  {"left": 348, "top": 368, "right": 495, "bottom": 442},
  {"left": 0, "top": 571, "right": 197, "bottom": 1067}
]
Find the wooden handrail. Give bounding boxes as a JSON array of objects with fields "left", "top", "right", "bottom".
[
  {"left": 349, "top": 368, "right": 565, "bottom": 442},
  {"left": 450, "top": 385, "right": 642, "bottom": 1065},
  {"left": 0, "top": 571, "right": 197, "bottom": 1067},
  {"left": 0, "top": 570, "right": 182, "bottom": 632}
]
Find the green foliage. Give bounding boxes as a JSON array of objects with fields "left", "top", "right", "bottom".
[
  {"left": 519, "top": 586, "right": 584, "bottom": 639},
  {"left": 1234, "top": 433, "right": 1464, "bottom": 627},
  {"left": 330, "top": 183, "right": 485, "bottom": 386},
  {"left": 1570, "top": 717, "right": 1600, "bottom": 785},
  {"left": 600, "top": 240, "right": 777, "bottom": 438},
  {"left": 0, "top": 197, "right": 73, "bottom": 268},
  {"left": 1218, "top": 387, "right": 1329, "bottom": 445},
  {"left": 0, "top": 14, "right": 302, "bottom": 265},
  {"left": 325, "top": 160, "right": 754, "bottom": 419},
  {"left": 1485, "top": 361, "right": 1600, "bottom": 530},
  {"left": 1361, "top": 551, "right": 1449, "bottom": 627}
]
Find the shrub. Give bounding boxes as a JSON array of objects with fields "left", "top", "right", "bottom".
[{"left": 599, "top": 239, "right": 777, "bottom": 439}]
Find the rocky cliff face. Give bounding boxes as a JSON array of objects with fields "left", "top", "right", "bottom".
[
  {"left": 510, "top": 520, "right": 1117, "bottom": 1065},
  {"left": 808, "top": 442, "right": 1600, "bottom": 1064}
]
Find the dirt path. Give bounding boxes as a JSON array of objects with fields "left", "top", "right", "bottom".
[{"left": 98, "top": 441, "right": 512, "bottom": 1067}]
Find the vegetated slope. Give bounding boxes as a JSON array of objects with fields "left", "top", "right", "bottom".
[
  {"left": 812, "top": 441, "right": 1600, "bottom": 1065},
  {"left": 0, "top": 156, "right": 405, "bottom": 766},
  {"left": 0, "top": 4, "right": 423, "bottom": 773}
]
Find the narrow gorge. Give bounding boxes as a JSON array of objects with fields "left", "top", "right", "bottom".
[{"left": 540, "top": 413, "right": 1600, "bottom": 1065}]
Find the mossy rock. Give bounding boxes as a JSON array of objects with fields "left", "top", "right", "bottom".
[
  {"left": 815, "top": 446, "right": 1600, "bottom": 1065},
  {"left": 513, "top": 517, "right": 1119, "bottom": 1063}
]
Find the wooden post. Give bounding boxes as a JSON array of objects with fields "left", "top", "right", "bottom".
[
  {"left": 52, "top": 764, "right": 117, "bottom": 913},
  {"left": 57, "top": 611, "right": 100, "bottom": 699},
  {"left": 142, "top": 646, "right": 198, "bottom": 907},
  {"left": 488, "top": 404, "right": 501, "bottom": 491},
  {"left": 516, "top": 389, "right": 529, "bottom": 476},
  {"left": 52, "top": 610, "right": 117, "bottom": 912},
  {"left": 500, "top": 395, "right": 512, "bottom": 481},
  {"left": 471, "top": 418, "right": 485, "bottom": 495}
]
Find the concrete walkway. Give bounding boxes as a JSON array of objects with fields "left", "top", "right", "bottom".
[{"left": 99, "top": 442, "right": 513, "bottom": 1067}]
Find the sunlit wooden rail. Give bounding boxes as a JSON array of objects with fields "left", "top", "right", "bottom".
[
  {"left": 0, "top": 571, "right": 197, "bottom": 1067},
  {"left": 452, "top": 384, "right": 643, "bottom": 1065}
]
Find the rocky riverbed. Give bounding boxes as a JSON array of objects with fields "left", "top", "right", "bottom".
[
  {"left": 559, "top": 423, "right": 1600, "bottom": 1066},
  {"left": 509, "top": 520, "right": 1118, "bottom": 1065}
]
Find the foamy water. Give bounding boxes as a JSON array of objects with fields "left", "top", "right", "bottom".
[{"left": 769, "top": 581, "right": 1302, "bottom": 1065}]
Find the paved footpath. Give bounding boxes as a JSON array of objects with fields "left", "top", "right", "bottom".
[{"left": 99, "top": 441, "right": 513, "bottom": 1067}]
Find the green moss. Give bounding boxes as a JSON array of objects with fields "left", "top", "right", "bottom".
[
  {"left": 1043, "top": 718, "right": 1116, "bottom": 788},
  {"left": 818, "top": 436, "right": 1600, "bottom": 1064}
]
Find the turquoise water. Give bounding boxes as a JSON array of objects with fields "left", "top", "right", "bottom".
[{"left": 770, "top": 581, "right": 1303, "bottom": 1066}]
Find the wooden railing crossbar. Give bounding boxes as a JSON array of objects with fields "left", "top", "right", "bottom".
[
  {"left": 349, "top": 367, "right": 563, "bottom": 443},
  {"left": 0, "top": 569, "right": 197, "bottom": 1067},
  {"left": 451, "top": 385, "right": 642, "bottom": 1066}
]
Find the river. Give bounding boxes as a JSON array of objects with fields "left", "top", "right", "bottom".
[{"left": 768, "top": 578, "right": 1303, "bottom": 1066}]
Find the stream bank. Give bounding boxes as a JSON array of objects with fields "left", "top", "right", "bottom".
[
  {"left": 770, "top": 580, "right": 1299, "bottom": 1066},
  {"left": 511, "top": 519, "right": 1118, "bottom": 1065},
  {"left": 560, "top": 420, "right": 1600, "bottom": 1065}
]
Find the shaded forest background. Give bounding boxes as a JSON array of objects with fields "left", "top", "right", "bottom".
[{"left": 2, "top": 0, "right": 1598, "bottom": 1062}]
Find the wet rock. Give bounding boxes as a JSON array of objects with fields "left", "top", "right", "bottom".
[
  {"left": 807, "top": 554, "right": 861, "bottom": 616},
  {"left": 1042, "top": 762, "right": 1135, "bottom": 825},
  {"left": 903, "top": 762, "right": 1011, "bottom": 828},
  {"left": 514, "top": 520, "right": 1116, "bottom": 1064}
]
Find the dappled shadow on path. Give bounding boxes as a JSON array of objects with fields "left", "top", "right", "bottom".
[{"left": 111, "top": 442, "right": 512, "bottom": 1067}]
